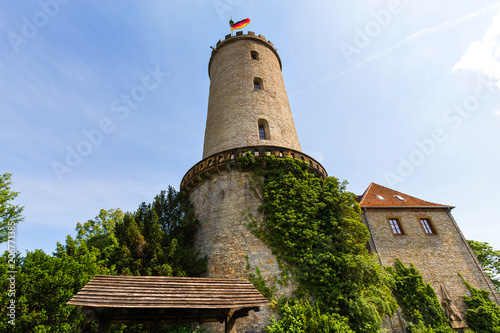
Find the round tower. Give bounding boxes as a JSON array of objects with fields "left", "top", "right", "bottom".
[
  {"left": 181, "top": 32, "right": 326, "bottom": 332},
  {"left": 203, "top": 32, "right": 301, "bottom": 158}
]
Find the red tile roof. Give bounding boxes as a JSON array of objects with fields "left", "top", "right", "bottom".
[{"left": 358, "top": 183, "right": 453, "bottom": 209}]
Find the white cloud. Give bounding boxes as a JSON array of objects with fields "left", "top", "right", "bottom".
[
  {"left": 454, "top": 9, "right": 500, "bottom": 88},
  {"left": 319, "top": 4, "right": 500, "bottom": 84}
]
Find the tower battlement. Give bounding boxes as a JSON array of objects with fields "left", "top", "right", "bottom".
[
  {"left": 209, "top": 31, "right": 282, "bottom": 75},
  {"left": 181, "top": 146, "right": 327, "bottom": 195}
]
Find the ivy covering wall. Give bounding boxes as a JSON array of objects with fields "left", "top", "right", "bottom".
[
  {"left": 387, "top": 259, "right": 454, "bottom": 333},
  {"left": 239, "top": 154, "right": 398, "bottom": 332}
]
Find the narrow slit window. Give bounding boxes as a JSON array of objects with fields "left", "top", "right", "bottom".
[
  {"left": 258, "top": 119, "right": 270, "bottom": 140},
  {"left": 388, "top": 218, "right": 404, "bottom": 235},
  {"left": 254, "top": 77, "right": 263, "bottom": 90},
  {"left": 259, "top": 125, "right": 266, "bottom": 140},
  {"left": 420, "top": 218, "right": 436, "bottom": 235}
]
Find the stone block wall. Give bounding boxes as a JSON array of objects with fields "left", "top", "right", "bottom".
[
  {"left": 190, "top": 170, "right": 294, "bottom": 332},
  {"left": 362, "top": 207, "right": 499, "bottom": 329},
  {"left": 203, "top": 33, "right": 301, "bottom": 159}
]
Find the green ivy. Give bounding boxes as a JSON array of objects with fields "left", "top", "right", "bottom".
[
  {"left": 460, "top": 274, "right": 500, "bottom": 333},
  {"left": 267, "top": 299, "right": 354, "bottom": 333},
  {"left": 387, "top": 259, "right": 454, "bottom": 333},
  {"left": 245, "top": 255, "right": 277, "bottom": 300},
  {"left": 239, "top": 154, "right": 397, "bottom": 332}
]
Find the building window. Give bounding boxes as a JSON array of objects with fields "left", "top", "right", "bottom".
[
  {"left": 254, "top": 77, "right": 263, "bottom": 90},
  {"left": 394, "top": 195, "right": 405, "bottom": 201},
  {"left": 376, "top": 195, "right": 385, "bottom": 200},
  {"left": 259, "top": 125, "right": 266, "bottom": 140},
  {"left": 251, "top": 51, "right": 259, "bottom": 60},
  {"left": 258, "top": 119, "right": 270, "bottom": 140},
  {"left": 388, "top": 218, "right": 404, "bottom": 235},
  {"left": 420, "top": 218, "right": 437, "bottom": 235}
]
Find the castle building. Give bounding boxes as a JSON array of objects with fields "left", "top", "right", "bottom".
[
  {"left": 359, "top": 183, "right": 499, "bottom": 331},
  {"left": 181, "top": 31, "right": 326, "bottom": 332},
  {"left": 181, "top": 31, "right": 499, "bottom": 332}
]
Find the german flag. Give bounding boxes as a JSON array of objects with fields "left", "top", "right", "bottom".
[{"left": 230, "top": 18, "right": 251, "bottom": 31}]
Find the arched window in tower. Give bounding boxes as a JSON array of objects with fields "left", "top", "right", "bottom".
[
  {"left": 251, "top": 51, "right": 259, "bottom": 60},
  {"left": 254, "top": 77, "right": 263, "bottom": 90},
  {"left": 258, "top": 119, "right": 270, "bottom": 140},
  {"left": 258, "top": 125, "right": 265, "bottom": 140}
]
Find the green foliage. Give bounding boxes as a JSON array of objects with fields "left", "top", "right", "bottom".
[
  {"left": 267, "top": 299, "right": 354, "bottom": 333},
  {"left": 109, "top": 187, "right": 206, "bottom": 277},
  {"left": 387, "top": 259, "right": 453, "bottom": 333},
  {"left": 245, "top": 255, "right": 277, "bottom": 300},
  {"left": 461, "top": 274, "right": 500, "bottom": 333},
  {"left": 0, "top": 187, "right": 207, "bottom": 332},
  {"left": 0, "top": 241, "right": 110, "bottom": 332},
  {"left": 0, "top": 172, "right": 24, "bottom": 243},
  {"left": 468, "top": 240, "right": 500, "bottom": 293},
  {"left": 76, "top": 208, "right": 124, "bottom": 251},
  {"left": 109, "top": 323, "right": 209, "bottom": 333},
  {"left": 240, "top": 154, "right": 397, "bottom": 332}
]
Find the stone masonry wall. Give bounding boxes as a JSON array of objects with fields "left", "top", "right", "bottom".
[
  {"left": 203, "top": 34, "right": 301, "bottom": 159},
  {"left": 190, "top": 170, "right": 294, "bottom": 332},
  {"left": 362, "top": 208, "right": 499, "bottom": 330}
]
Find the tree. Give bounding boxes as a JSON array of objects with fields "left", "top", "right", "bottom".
[
  {"left": 0, "top": 173, "right": 24, "bottom": 243},
  {"left": 0, "top": 238, "right": 112, "bottom": 332},
  {"left": 110, "top": 190, "right": 206, "bottom": 277},
  {"left": 468, "top": 240, "right": 500, "bottom": 292},
  {"left": 0, "top": 187, "right": 207, "bottom": 332}
]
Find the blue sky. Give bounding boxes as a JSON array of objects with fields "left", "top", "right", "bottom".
[{"left": 2, "top": 0, "right": 500, "bottom": 254}]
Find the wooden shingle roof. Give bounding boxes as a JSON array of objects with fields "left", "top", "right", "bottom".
[{"left": 67, "top": 275, "right": 270, "bottom": 309}]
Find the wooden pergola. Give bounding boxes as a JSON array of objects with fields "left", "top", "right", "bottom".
[{"left": 66, "top": 275, "right": 270, "bottom": 333}]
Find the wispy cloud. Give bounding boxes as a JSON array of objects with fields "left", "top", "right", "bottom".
[
  {"left": 454, "top": 9, "right": 500, "bottom": 88},
  {"left": 320, "top": 4, "right": 500, "bottom": 83}
]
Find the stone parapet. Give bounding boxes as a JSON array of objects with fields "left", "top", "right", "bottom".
[
  {"left": 181, "top": 145, "right": 327, "bottom": 195},
  {"left": 209, "top": 31, "right": 281, "bottom": 75}
]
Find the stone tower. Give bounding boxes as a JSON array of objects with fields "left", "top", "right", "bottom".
[
  {"left": 181, "top": 32, "right": 326, "bottom": 332},
  {"left": 203, "top": 31, "right": 302, "bottom": 158}
]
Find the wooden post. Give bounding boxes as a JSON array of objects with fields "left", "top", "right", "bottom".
[
  {"left": 224, "top": 309, "right": 236, "bottom": 333},
  {"left": 225, "top": 316, "right": 236, "bottom": 333},
  {"left": 97, "top": 308, "right": 113, "bottom": 333}
]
